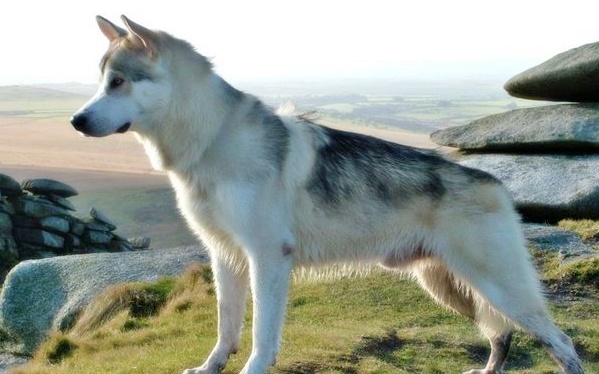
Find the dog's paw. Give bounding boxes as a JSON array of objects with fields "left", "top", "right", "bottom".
[
  {"left": 462, "top": 369, "right": 503, "bottom": 374},
  {"left": 181, "top": 366, "right": 218, "bottom": 374}
]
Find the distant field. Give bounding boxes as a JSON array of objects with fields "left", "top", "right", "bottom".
[{"left": 264, "top": 93, "right": 541, "bottom": 134}]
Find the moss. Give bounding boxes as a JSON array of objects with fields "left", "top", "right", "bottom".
[
  {"left": 558, "top": 219, "right": 599, "bottom": 242},
  {"left": 560, "top": 258, "right": 599, "bottom": 287},
  {"left": 40, "top": 335, "right": 78, "bottom": 364},
  {"left": 130, "top": 277, "right": 176, "bottom": 318}
]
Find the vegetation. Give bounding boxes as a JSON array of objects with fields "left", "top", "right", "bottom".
[
  {"left": 9, "top": 257, "right": 599, "bottom": 374},
  {"left": 559, "top": 219, "right": 599, "bottom": 243}
]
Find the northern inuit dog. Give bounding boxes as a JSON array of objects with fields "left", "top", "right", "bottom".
[{"left": 71, "top": 16, "right": 584, "bottom": 374}]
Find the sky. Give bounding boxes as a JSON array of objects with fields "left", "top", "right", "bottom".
[{"left": 2, "top": 0, "right": 599, "bottom": 86}]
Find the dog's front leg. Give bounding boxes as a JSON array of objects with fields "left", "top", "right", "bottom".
[
  {"left": 184, "top": 256, "right": 249, "bottom": 374},
  {"left": 240, "top": 248, "right": 294, "bottom": 374}
]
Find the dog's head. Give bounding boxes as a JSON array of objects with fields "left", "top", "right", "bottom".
[{"left": 71, "top": 16, "right": 172, "bottom": 137}]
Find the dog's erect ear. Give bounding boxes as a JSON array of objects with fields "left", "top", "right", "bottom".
[
  {"left": 120, "top": 15, "right": 158, "bottom": 57},
  {"left": 96, "top": 16, "right": 127, "bottom": 41}
]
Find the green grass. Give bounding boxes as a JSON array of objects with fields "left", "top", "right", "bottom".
[
  {"left": 559, "top": 219, "right": 599, "bottom": 243},
  {"left": 9, "top": 260, "right": 599, "bottom": 374}
]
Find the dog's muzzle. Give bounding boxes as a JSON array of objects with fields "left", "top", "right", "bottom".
[
  {"left": 116, "top": 123, "right": 131, "bottom": 133},
  {"left": 70, "top": 113, "right": 90, "bottom": 134},
  {"left": 70, "top": 113, "right": 131, "bottom": 136}
]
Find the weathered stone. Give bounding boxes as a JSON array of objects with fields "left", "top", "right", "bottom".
[
  {"left": 10, "top": 215, "right": 39, "bottom": 229},
  {"left": 0, "top": 212, "right": 12, "bottom": 235},
  {"left": 46, "top": 195, "right": 76, "bottom": 211},
  {"left": 63, "top": 234, "right": 81, "bottom": 251},
  {"left": 114, "top": 240, "right": 134, "bottom": 252},
  {"left": 0, "top": 237, "right": 19, "bottom": 287},
  {"left": 13, "top": 196, "right": 69, "bottom": 218},
  {"left": 67, "top": 217, "right": 86, "bottom": 236},
  {"left": 0, "top": 246, "right": 208, "bottom": 354},
  {"left": 84, "top": 218, "right": 114, "bottom": 232},
  {"left": 39, "top": 216, "right": 70, "bottom": 234},
  {"left": 459, "top": 154, "right": 599, "bottom": 222},
  {"left": 524, "top": 224, "right": 594, "bottom": 259},
  {"left": 0, "top": 237, "right": 18, "bottom": 258},
  {"left": 0, "top": 198, "right": 15, "bottom": 215},
  {"left": 504, "top": 41, "right": 599, "bottom": 102},
  {"left": 13, "top": 228, "right": 64, "bottom": 249},
  {"left": 128, "top": 236, "right": 151, "bottom": 250},
  {"left": 21, "top": 178, "right": 78, "bottom": 198},
  {"left": 89, "top": 207, "right": 116, "bottom": 230},
  {"left": 430, "top": 104, "right": 599, "bottom": 151},
  {"left": 0, "top": 175, "right": 21, "bottom": 197},
  {"left": 83, "top": 229, "right": 113, "bottom": 245}
]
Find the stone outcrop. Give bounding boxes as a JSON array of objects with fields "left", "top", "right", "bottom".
[
  {"left": 0, "top": 173, "right": 151, "bottom": 282},
  {"left": 0, "top": 246, "right": 208, "bottom": 355},
  {"left": 430, "top": 103, "right": 599, "bottom": 152},
  {"left": 523, "top": 224, "right": 595, "bottom": 264},
  {"left": 504, "top": 41, "right": 599, "bottom": 102},
  {"left": 430, "top": 41, "right": 599, "bottom": 223},
  {"left": 459, "top": 155, "right": 599, "bottom": 222}
]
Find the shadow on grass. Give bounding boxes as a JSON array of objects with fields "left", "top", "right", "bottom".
[
  {"left": 279, "top": 329, "right": 402, "bottom": 374},
  {"left": 278, "top": 329, "right": 551, "bottom": 374}
]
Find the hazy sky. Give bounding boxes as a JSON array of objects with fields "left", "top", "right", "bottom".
[{"left": 2, "top": 0, "right": 599, "bottom": 85}]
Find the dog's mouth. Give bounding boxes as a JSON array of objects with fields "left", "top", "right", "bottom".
[{"left": 116, "top": 123, "right": 131, "bottom": 133}]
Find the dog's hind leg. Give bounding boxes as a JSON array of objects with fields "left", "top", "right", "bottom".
[
  {"left": 184, "top": 256, "right": 249, "bottom": 374},
  {"left": 442, "top": 220, "right": 584, "bottom": 374},
  {"left": 412, "top": 261, "right": 476, "bottom": 319},
  {"left": 412, "top": 262, "right": 513, "bottom": 374}
]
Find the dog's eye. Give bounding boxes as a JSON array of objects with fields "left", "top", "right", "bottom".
[{"left": 109, "top": 77, "right": 124, "bottom": 89}]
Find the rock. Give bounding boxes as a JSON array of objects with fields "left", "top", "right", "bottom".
[
  {"left": 0, "top": 213, "right": 12, "bottom": 236},
  {"left": 0, "top": 246, "right": 208, "bottom": 354},
  {"left": 13, "top": 196, "right": 69, "bottom": 219},
  {"left": 0, "top": 352, "right": 28, "bottom": 373},
  {"left": 523, "top": 224, "right": 594, "bottom": 261},
  {"left": 39, "top": 216, "right": 70, "bottom": 234},
  {"left": 504, "top": 41, "right": 599, "bottom": 102},
  {"left": 0, "top": 175, "right": 21, "bottom": 197},
  {"left": 89, "top": 207, "right": 116, "bottom": 230},
  {"left": 13, "top": 228, "right": 64, "bottom": 249},
  {"left": 128, "top": 236, "right": 151, "bottom": 250},
  {"left": 83, "top": 229, "right": 113, "bottom": 245},
  {"left": 459, "top": 154, "right": 599, "bottom": 222},
  {"left": 0, "top": 200, "right": 15, "bottom": 215},
  {"left": 430, "top": 104, "right": 599, "bottom": 152},
  {"left": 45, "top": 195, "right": 76, "bottom": 211},
  {"left": 21, "top": 179, "right": 78, "bottom": 198},
  {"left": 110, "top": 236, "right": 133, "bottom": 252},
  {"left": 0, "top": 237, "right": 18, "bottom": 258},
  {"left": 67, "top": 217, "right": 86, "bottom": 236},
  {"left": 84, "top": 218, "right": 115, "bottom": 232}
]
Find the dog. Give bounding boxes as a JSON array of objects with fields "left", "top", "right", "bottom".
[{"left": 71, "top": 15, "right": 584, "bottom": 374}]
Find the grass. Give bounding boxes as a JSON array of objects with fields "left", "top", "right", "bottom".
[
  {"left": 8, "top": 256, "right": 599, "bottom": 374},
  {"left": 559, "top": 219, "right": 599, "bottom": 243}
]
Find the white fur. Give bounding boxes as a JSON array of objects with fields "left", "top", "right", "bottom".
[{"left": 72, "top": 16, "right": 585, "bottom": 374}]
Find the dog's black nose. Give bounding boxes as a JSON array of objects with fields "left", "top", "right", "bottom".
[{"left": 70, "top": 113, "right": 88, "bottom": 132}]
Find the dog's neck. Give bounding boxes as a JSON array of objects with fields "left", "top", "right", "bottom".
[{"left": 135, "top": 71, "right": 243, "bottom": 177}]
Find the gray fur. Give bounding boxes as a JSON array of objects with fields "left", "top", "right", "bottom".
[{"left": 307, "top": 127, "right": 452, "bottom": 206}]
